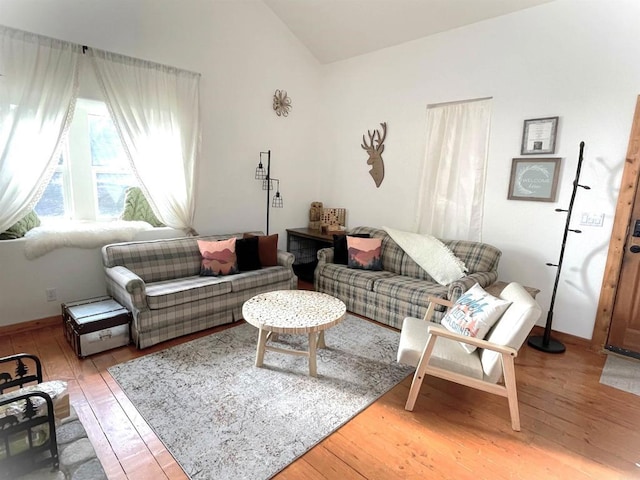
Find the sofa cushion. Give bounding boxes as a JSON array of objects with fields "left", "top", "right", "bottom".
[
  {"left": 103, "top": 237, "right": 203, "bottom": 282},
  {"left": 372, "top": 275, "right": 448, "bottom": 307},
  {"left": 146, "top": 276, "right": 233, "bottom": 309},
  {"left": 317, "top": 263, "right": 394, "bottom": 291},
  {"left": 444, "top": 239, "right": 502, "bottom": 274},
  {"left": 347, "top": 236, "right": 382, "bottom": 270},
  {"left": 227, "top": 266, "right": 294, "bottom": 292}
]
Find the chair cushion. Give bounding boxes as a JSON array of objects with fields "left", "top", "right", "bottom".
[
  {"left": 0, "top": 380, "right": 69, "bottom": 461},
  {"left": 0, "top": 380, "right": 69, "bottom": 423},
  {"left": 397, "top": 317, "right": 483, "bottom": 380},
  {"left": 481, "top": 282, "right": 542, "bottom": 383}
]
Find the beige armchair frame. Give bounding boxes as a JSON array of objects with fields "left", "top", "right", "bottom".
[{"left": 399, "top": 282, "right": 541, "bottom": 432}]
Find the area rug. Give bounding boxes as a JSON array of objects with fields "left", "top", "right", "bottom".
[
  {"left": 108, "top": 315, "right": 413, "bottom": 480},
  {"left": 600, "top": 354, "right": 640, "bottom": 396}
]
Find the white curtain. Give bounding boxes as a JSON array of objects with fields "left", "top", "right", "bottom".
[
  {"left": 414, "top": 98, "right": 492, "bottom": 241},
  {"left": 0, "top": 26, "right": 80, "bottom": 232},
  {"left": 89, "top": 49, "right": 200, "bottom": 235}
]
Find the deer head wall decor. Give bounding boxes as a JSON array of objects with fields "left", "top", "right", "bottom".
[{"left": 361, "top": 122, "right": 387, "bottom": 188}]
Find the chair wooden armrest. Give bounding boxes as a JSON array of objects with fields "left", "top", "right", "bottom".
[{"left": 426, "top": 324, "right": 518, "bottom": 357}]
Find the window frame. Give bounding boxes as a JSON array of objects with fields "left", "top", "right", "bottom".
[{"left": 35, "top": 98, "right": 138, "bottom": 223}]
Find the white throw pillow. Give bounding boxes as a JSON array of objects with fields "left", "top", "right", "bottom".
[{"left": 441, "top": 283, "right": 511, "bottom": 353}]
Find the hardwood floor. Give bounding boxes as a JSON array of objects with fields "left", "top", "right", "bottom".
[{"left": 2, "top": 287, "right": 639, "bottom": 479}]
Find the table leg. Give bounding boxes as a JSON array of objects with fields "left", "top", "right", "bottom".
[
  {"left": 256, "top": 328, "right": 268, "bottom": 367},
  {"left": 317, "top": 330, "right": 326, "bottom": 349},
  {"left": 308, "top": 332, "right": 317, "bottom": 377}
]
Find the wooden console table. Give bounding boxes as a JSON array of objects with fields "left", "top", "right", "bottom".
[{"left": 286, "top": 228, "right": 345, "bottom": 282}]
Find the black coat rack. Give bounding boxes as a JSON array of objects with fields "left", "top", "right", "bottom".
[{"left": 528, "top": 141, "right": 590, "bottom": 354}]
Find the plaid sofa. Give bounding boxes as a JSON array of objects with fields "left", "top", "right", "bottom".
[
  {"left": 102, "top": 233, "right": 297, "bottom": 348},
  {"left": 314, "top": 226, "right": 501, "bottom": 329}
]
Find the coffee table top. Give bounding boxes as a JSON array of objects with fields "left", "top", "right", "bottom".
[{"left": 242, "top": 290, "right": 346, "bottom": 334}]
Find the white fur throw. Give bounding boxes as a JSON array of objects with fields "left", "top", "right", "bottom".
[
  {"left": 24, "top": 220, "right": 154, "bottom": 259},
  {"left": 383, "top": 226, "right": 467, "bottom": 285}
]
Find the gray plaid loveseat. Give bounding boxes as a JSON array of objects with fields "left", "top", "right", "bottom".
[
  {"left": 314, "top": 226, "right": 501, "bottom": 329},
  {"left": 102, "top": 233, "right": 297, "bottom": 348}
]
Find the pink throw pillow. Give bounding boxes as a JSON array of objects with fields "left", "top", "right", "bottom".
[
  {"left": 347, "top": 236, "right": 382, "bottom": 271},
  {"left": 197, "top": 238, "right": 238, "bottom": 276}
]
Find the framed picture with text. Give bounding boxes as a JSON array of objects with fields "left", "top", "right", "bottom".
[
  {"left": 521, "top": 116, "right": 559, "bottom": 155},
  {"left": 508, "top": 157, "right": 561, "bottom": 202}
]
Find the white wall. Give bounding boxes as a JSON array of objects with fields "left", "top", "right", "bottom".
[
  {"left": 317, "top": 0, "right": 640, "bottom": 339},
  {"left": 0, "top": 0, "right": 321, "bottom": 326}
]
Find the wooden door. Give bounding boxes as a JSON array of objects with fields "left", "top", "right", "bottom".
[
  {"left": 598, "top": 96, "right": 640, "bottom": 357},
  {"left": 591, "top": 95, "right": 640, "bottom": 353},
  {"left": 606, "top": 188, "right": 640, "bottom": 357}
]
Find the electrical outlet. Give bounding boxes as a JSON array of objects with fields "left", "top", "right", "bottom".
[{"left": 46, "top": 288, "right": 57, "bottom": 302}]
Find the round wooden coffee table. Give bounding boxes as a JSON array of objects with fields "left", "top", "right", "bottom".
[{"left": 242, "top": 290, "right": 347, "bottom": 377}]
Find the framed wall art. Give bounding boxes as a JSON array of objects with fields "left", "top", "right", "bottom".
[
  {"left": 521, "top": 116, "right": 559, "bottom": 155},
  {"left": 508, "top": 157, "right": 561, "bottom": 202}
]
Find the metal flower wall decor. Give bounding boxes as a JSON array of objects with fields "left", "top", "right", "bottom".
[{"left": 273, "top": 89, "right": 292, "bottom": 117}]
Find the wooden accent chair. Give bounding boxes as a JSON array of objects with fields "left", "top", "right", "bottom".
[{"left": 397, "top": 282, "right": 541, "bottom": 431}]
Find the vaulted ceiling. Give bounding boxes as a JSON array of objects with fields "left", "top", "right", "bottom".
[{"left": 264, "top": 0, "right": 554, "bottom": 64}]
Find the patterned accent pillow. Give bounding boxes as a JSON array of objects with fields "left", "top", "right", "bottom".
[
  {"left": 0, "top": 210, "right": 41, "bottom": 240},
  {"left": 120, "top": 187, "right": 165, "bottom": 227},
  {"left": 441, "top": 283, "right": 511, "bottom": 353},
  {"left": 347, "top": 236, "right": 382, "bottom": 271},
  {"left": 197, "top": 238, "right": 238, "bottom": 276},
  {"left": 236, "top": 236, "right": 261, "bottom": 271},
  {"left": 333, "top": 233, "right": 369, "bottom": 265},
  {"left": 243, "top": 233, "right": 278, "bottom": 267}
]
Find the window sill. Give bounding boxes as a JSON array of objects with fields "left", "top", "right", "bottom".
[{"left": 18, "top": 221, "right": 182, "bottom": 259}]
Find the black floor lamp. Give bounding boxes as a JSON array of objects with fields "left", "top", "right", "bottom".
[
  {"left": 255, "top": 150, "right": 283, "bottom": 235},
  {"left": 528, "top": 141, "right": 590, "bottom": 354}
]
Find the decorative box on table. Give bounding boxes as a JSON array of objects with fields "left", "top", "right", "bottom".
[{"left": 62, "top": 296, "right": 131, "bottom": 358}]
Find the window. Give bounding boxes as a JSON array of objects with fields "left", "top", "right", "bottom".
[{"left": 35, "top": 99, "right": 138, "bottom": 222}]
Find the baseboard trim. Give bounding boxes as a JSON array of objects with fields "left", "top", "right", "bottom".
[{"left": 0, "top": 315, "right": 62, "bottom": 337}]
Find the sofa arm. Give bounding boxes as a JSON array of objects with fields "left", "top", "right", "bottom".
[
  {"left": 447, "top": 271, "right": 499, "bottom": 303},
  {"left": 277, "top": 250, "right": 295, "bottom": 269},
  {"left": 104, "top": 266, "right": 148, "bottom": 311},
  {"left": 317, "top": 247, "right": 334, "bottom": 265}
]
